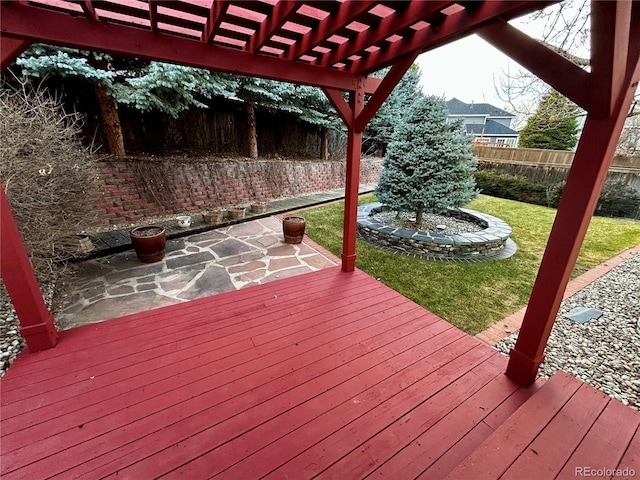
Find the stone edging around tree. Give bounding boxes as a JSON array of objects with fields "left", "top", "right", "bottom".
[{"left": 356, "top": 203, "right": 517, "bottom": 262}]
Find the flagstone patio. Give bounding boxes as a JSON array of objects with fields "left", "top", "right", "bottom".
[{"left": 55, "top": 216, "right": 338, "bottom": 330}]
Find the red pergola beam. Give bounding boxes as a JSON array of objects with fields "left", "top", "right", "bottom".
[
  {"left": 340, "top": 76, "right": 366, "bottom": 273},
  {"left": 477, "top": 20, "right": 591, "bottom": 111},
  {"left": 324, "top": 53, "right": 417, "bottom": 271},
  {"left": 350, "top": 0, "right": 548, "bottom": 74},
  {"left": 590, "top": 0, "right": 632, "bottom": 118},
  {"left": 202, "top": 0, "right": 232, "bottom": 43},
  {"left": 0, "top": 2, "right": 381, "bottom": 94},
  {"left": 506, "top": 91, "right": 636, "bottom": 386},
  {"left": 148, "top": 0, "right": 159, "bottom": 33},
  {"left": 319, "top": 1, "right": 453, "bottom": 68},
  {"left": 0, "top": 34, "right": 31, "bottom": 71},
  {"left": 248, "top": 0, "right": 302, "bottom": 53},
  {"left": 79, "top": 0, "right": 98, "bottom": 21},
  {"left": 285, "top": 0, "right": 377, "bottom": 61},
  {"left": 323, "top": 88, "right": 352, "bottom": 128},
  {"left": 355, "top": 52, "right": 419, "bottom": 132},
  {"left": 0, "top": 189, "right": 59, "bottom": 352},
  {"left": 630, "top": 3, "right": 640, "bottom": 83}
]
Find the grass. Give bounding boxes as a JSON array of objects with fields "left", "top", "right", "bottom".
[{"left": 302, "top": 194, "right": 640, "bottom": 335}]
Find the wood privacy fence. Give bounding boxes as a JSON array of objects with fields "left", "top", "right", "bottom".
[
  {"left": 115, "top": 100, "right": 342, "bottom": 158},
  {"left": 473, "top": 146, "right": 640, "bottom": 196},
  {"left": 473, "top": 146, "right": 640, "bottom": 170}
]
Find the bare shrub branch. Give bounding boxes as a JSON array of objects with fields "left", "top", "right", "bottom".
[{"left": 0, "top": 79, "right": 101, "bottom": 281}]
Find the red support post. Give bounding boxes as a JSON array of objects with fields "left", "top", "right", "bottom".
[
  {"left": 506, "top": 0, "right": 640, "bottom": 387},
  {"left": 0, "top": 188, "right": 59, "bottom": 352},
  {"left": 341, "top": 76, "right": 366, "bottom": 272},
  {"left": 505, "top": 88, "right": 638, "bottom": 387}
]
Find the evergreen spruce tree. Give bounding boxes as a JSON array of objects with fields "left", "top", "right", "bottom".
[
  {"left": 375, "top": 95, "right": 478, "bottom": 225},
  {"left": 365, "top": 64, "right": 421, "bottom": 154},
  {"left": 518, "top": 90, "right": 580, "bottom": 150}
]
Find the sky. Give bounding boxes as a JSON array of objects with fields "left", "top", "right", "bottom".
[
  {"left": 416, "top": 35, "right": 518, "bottom": 107},
  {"left": 414, "top": 11, "right": 554, "bottom": 110}
]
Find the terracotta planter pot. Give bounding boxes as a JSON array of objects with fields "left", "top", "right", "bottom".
[
  {"left": 283, "top": 216, "right": 306, "bottom": 244},
  {"left": 130, "top": 225, "right": 166, "bottom": 263}
]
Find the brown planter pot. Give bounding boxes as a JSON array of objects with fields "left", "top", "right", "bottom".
[
  {"left": 251, "top": 202, "right": 268, "bottom": 214},
  {"left": 130, "top": 225, "right": 166, "bottom": 263},
  {"left": 283, "top": 216, "right": 306, "bottom": 244},
  {"left": 202, "top": 210, "right": 224, "bottom": 225},
  {"left": 228, "top": 207, "right": 246, "bottom": 220}
]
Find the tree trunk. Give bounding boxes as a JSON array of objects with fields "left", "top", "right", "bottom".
[
  {"left": 246, "top": 102, "right": 258, "bottom": 159},
  {"left": 416, "top": 205, "right": 424, "bottom": 226},
  {"left": 94, "top": 81, "right": 125, "bottom": 158},
  {"left": 321, "top": 126, "right": 329, "bottom": 160}
]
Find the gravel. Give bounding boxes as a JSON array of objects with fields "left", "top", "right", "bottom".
[
  {"left": 1, "top": 283, "right": 25, "bottom": 377},
  {"left": 495, "top": 251, "right": 640, "bottom": 410},
  {"left": 0, "top": 281, "right": 54, "bottom": 378},
  {"left": 372, "top": 210, "right": 481, "bottom": 234}
]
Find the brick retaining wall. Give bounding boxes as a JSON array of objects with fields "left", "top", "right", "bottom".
[{"left": 95, "top": 158, "right": 383, "bottom": 226}]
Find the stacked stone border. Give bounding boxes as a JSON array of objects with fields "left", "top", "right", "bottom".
[{"left": 356, "top": 202, "right": 516, "bottom": 262}]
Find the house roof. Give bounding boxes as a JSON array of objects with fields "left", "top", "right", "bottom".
[
  {"left": 466, "top": 119, "right": 519, "bottom": 136},
  {"left": 446, "top": 98, "right": 515, "bottom": 118}
]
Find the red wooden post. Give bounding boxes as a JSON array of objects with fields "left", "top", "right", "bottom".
[
  {"left": 341, "top": 77, "right": 365, "bottom": 272},
  {"left": 506, "top": 0, "right": 639, "bottom": 387},
  {"left": 505, "top": 110, "right": 630, "bottom": 386},
  {"left": 326, "top": 59, "right": 417, "bottom": 272},
  {"left": 0, "top": 188, "right": 59, "bottom": 352}
]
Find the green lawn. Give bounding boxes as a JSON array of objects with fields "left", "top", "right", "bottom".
[{"left": 302, "top": 194, "right": 640, "bottom": 335}]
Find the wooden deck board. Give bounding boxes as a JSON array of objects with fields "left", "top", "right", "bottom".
[
  {"left": 41, "top": 306, "right": 443, "bottom": 478},
  {"left": 501, "top": 383, "right": 610, "bottom": 479},
  {"left": 2, "top": 273, "right": 376, "bottom": 416},
  {"left": 4, "top": 301, "right": 424, "bottom": 461},
  {"left": 617, "top": 425, "right": 640, "bottom": 474},
  {"left": 372, "top": 363, "right": 520, "bottom": 480},
  {"left": 2, "top": 269, "right": 371, "bottom": 391},
  {"left": 2, "top": 267, "right": 638, "bottom": 480},
  {"left": 445, "top": 371, "right": 581, "bottom": 479},
  {"left": 445, "top": 371, "right": 640, "bottom": 480},
  {"left": 557, "top": 399, "right": 640, "bottom": 479}
]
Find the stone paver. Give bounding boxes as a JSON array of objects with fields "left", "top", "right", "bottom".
[
  {"left": 268, "top": 257, "right": 301, "bottom": 270},
  {"left": 55, "top": 216, "right": 338, "bottom": 330},
  {"left": 176, "top": 265, "right": 234, "bottom": 300}
]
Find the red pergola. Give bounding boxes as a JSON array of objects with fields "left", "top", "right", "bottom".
[{"left": 1, "top": 0, "right": 638, "bottom": 387}]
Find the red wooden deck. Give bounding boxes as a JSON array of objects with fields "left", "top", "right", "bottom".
[{"left": 1, "top": 267, "right": 638, "bottom": 479}]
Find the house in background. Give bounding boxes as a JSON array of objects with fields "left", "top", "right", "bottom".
[{"left": 446, "top": 97, "right": 519, "bottom": 147}]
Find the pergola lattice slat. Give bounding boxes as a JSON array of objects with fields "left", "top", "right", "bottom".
[
  {"left": 0, "top": 2, "right": 381, "bottom": 93},
  {"left": 6, "top": 0, "right": 548, "bottom": 77}
]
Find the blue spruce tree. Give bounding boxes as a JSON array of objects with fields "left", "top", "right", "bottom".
[{"left": 375, "top": 95, "right": 478, "bottom": 225}]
